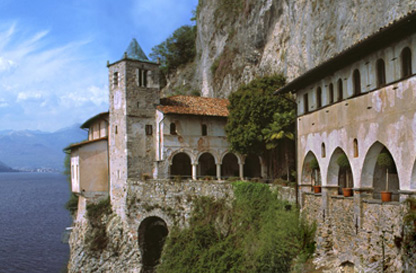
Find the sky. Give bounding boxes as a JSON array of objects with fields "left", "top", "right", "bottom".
[{"left": 0, "top": 0, "right": 198, "bottom": 132}]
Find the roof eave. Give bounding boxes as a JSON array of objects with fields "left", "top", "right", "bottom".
[{"left": 275, "top": 10, "right": 416, "bottom": 95}]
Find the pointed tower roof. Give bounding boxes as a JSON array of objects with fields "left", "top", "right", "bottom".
[{"left": 123, "top": 38, "right": 149, "bottom": 61}]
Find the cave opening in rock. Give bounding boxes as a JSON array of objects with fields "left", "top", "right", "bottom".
[{"left": 138, "top": 217, "right": 169, "bottom": 272}]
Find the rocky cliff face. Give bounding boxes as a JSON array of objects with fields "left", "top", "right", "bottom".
[{"left": 174, "top": 0, "right": 415, "bottom": 98}]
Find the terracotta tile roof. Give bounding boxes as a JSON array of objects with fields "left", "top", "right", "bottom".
[{"left": 157, "top": 95, "right": 229, "bottom": 117}]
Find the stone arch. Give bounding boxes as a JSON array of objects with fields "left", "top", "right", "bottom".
[
  {"left": 221, "top": 152, "right": 239, "bottom": 178},
  {"left": 197, "top": 152, "right": 216, "bottom": 178},
  {"left": 170, "top": 152, "right": 192, "bottom": 178},
  {"left": 138, "top": 216, "right": 169, "bottom": 271},
  {"left": 243, "top": 154, "right": 262, "bottom": 178},
  {"left": 361, "top": 142, "right": 399, "bottom": 200},
  {"left": 301, "top": 151, "right": 321, "bottom": 185},
  {"left": 327, "top": 147, "right": 353, "bottom": 194},
  {"left": 361, "top": 142, "right": 385, "bottom": 188}
]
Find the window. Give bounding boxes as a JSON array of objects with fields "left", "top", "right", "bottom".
[
  {"left": 316, "top": 87, "right": 322, "bottom": 108},
  {"left": 337, "top": 79, "right": 343, "bottom": 101},
  {"left": 321, "top": 143, "right": 326, "bottom": 158},
  {"left": 303, "top": 93, "right": 309, "bottom": 113},
  {"left": 353, "top": 139, "right": 359, "bottom": 157},
  {"left": 170, "top": 123, "right": 177, "bottom": 135},
  {"left": 145, "top": 125, "right": 152, "bottom": 136},
  {"left": 201, "top": 124, "right": 207, "bottom": 136},
  {"left": 115, "top": 126, "right": 118, "bottom": 134},
  {"left": 353, "top": 69, "right": 361, "bottom": 96},
  {"left": 329, "top": 83, "right": 334, "bottom": 104},
  {"left": 137, "top": 69, "right": 148, "bottom": 87},
  {"left": 376, "top": 59, "right": 386, "bottom": 87},
  {"left": 113, "top": 72, "right": 118, "bottom": 87},
  {"left": 401, "top": 47, "right": 412, "bottom": 78}
]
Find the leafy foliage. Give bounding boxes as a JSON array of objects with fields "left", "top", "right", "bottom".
[
  {"left": 225, "top": 74, "right": 294, "bottom": 156},
  {"left": 65, "top": 193, "right": 79, "bottom": 215},
  {"left": 377, "top": 152, "right": 394, "bottom": 169},
  {"left": 337, "top": 154, "right": 350, "bottom": 169},
  {"left": 157, "top": 182, "right": 316, "bottom": 273},
  {"left": 150, "top": 25, "right": 196, "bottom": 76},
  {"left": 85, "top": 197, "right": 112, "bottom": 252},
  {"left": 309, "top": 158, "right": 320, "bottom": 171}
]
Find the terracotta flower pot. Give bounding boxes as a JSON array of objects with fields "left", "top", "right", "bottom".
[
  {"left": 342, "top": 188, "right": 353, "bottom": 197},
  {"left": 381, "top": 191, "right": 392, "bottom": 202},
  {"left": 313, "top": 185, "right": 321, "bottom": 193}
]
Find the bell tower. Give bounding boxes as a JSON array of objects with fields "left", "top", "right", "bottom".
[{"left": 107, "top": 39, "right": 160, "bottom": 214}]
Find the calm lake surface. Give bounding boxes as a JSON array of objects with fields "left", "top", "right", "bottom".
[{"left": 0, "top": 172, "right": 72, "bottom": 273}]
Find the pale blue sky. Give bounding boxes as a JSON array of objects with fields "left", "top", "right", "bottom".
[{"left": 0, "top": 0, "right": 198, "bottom": 131}]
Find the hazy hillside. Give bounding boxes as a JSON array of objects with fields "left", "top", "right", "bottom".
[
  {"left": 0, "top": 124, "right": 87, "bottom": 172},
  {"left": 0, "top": 160, "right": 17, "bottom": 172}
]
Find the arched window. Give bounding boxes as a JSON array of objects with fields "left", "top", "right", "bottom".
[
  {"left": 401, "top": 47, "right": 412, "bottom": 78},
  {"left": 329, "top": 83, "right": 334, "bottom": 104},
  {"left": 376, "top": 59, "right": 386, "bottom": 87},
  {"left": 170, "top": 123, "right": 177, "bottom": 135},
  {"left": 321, "top": 143, "right": 326, "bottom": 158},
  {"left": 303, "top": 93, "right": 309, "bottom": 113},
  {"left": 316, "top": 87, "right": 322, "bottom": 108},
  {"left": 353, "top": 69, "right": 361, "bottom": 96},
  {"left": 113, "top": 72, "right": 119, "bottom": 87},
  {"left": 353, "top": 139, "right": 359, "bottom": 158},
  {"left": 337, "top": 79, "right": 343, "bottom": 101}
]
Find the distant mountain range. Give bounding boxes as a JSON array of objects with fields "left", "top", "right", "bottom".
[{"left": 0, "top": 124, "right": 87, "bottom": 172}]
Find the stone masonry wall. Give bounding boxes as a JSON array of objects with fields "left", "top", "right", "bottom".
[
  {"left": 303, "top": 191, "right": 415, "bottom": 272},
  {"left": 68, "top": 180, "right": 295, "bottom": 272}
]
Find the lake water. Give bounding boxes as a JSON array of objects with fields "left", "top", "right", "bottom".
[{"left": 0, "top": 172, "right": 72, "bottom": 273}]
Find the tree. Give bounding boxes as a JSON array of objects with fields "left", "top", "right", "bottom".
[
  {"left": 149, "top": 25, "right": 196, "bottom": 76},
  {"left": 225, "top": 74, "right": 295, "bottom": 179}
]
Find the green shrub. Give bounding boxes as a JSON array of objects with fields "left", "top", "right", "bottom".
[
  {"left": 377, "top": 152, "right": 394, "bottom": 169},
  {"left": 337, "top": 154, "right": 350, "bottom": 169},
  {"left": 157, "top": 181, "right": 316, "bottom": 273},
  {"left": 85, "top": 197, "right": 112, "bottom": 252},
  {"left": 309, "top": 158, "right": 319, "bottom": 170},
  {"left": 65, "top": 193, "right": 79, "bottom": 216}
]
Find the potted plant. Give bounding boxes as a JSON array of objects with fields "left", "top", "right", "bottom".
[
  {"left": 337, "top": 154, "right": 353, "bottom": 197},
  {"left": 377, "top": 152, "right": 394, "bottom": 202},
  {"left": 310, "top": 158, "right": 321, "bottom": 193}
]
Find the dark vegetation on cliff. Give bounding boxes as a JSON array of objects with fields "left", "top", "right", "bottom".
[
  {"left": 85, "top": 197, "right": 112, "bottom": 252},
  {"left": 157, "top": 182, "right": 316, "bottom": 273},
  {"left": 225, "top": 74, "right": 296, "bottom": 180},
  {"left": 150, "top": 24, "right": 197, "bottom": 94}
]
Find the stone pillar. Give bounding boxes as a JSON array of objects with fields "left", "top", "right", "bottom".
[
  {"left": 192, "top": 164, "right": 197, "bottom": 180},
  {"left": 216, "top": 164, "right": 221, "bottom": 180},
  {"left": 353, "top": 187, "right": 373, "bottom": 230},
  {"left": 321, "top": 185, "right": 339, "bottom": 218},
  {"left": 239, "top": 163, "right": 244, "bottom": 180}
]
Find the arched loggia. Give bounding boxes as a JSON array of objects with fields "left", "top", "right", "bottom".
[
  {"left": 197, "top": 152, "right": 216, "bottom": 178},
  {"left": 301, "top": 151, "right": 321, "bottom": 186},
  {"left": 244, "top": 154, "right": 261, "bottom": 178},
  {"left": 221, "top": 153, "right": 239, "bottom": 178},
  {"left": 170, "top": 152, "right": 192, "bottom": 178},
  {"left": 361, "top": 142, "right": 399, "bottom": 200},
  {"left": 327, "top": 148, "right": 353, "bottom": 195}
]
